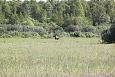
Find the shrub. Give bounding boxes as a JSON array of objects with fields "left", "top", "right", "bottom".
[
  {"left": 7, "top": 31, "right": 20, "bottom": 37},
  {"left": 109, "top": 25, "right": 115, "bottom": 42},
  {"left": 101, "top": 30, "right": 112, "bottom": 43},
  {"left": 30, "top": 32, "right": 40, "bottom": 37},
  {"left": 84, "top": 32, "right": 95, "bottom": 38},
  {"left": 101, "top": 20, "right": 115, "bottom": 43},
  {"left": 62, "top": 32, "right": 70, "bottom": 37},
  {"left": 44, "top": 33, "right": 54, "bottom": 38},
  {"left": 1, "top": 34, "right": 12, "bottom": 38},
  {"left": 54, "top": 28, "right": 63, "bottom": 37},
  {"left": 65, "top": 25, "right": 78, "bottom": 32},
  {"left": 20, "top": 32, "right": 33, "bottom": 38},
  {"left": 73, "top": 31, "right": 82, "bottom": 37},
  {"left": 70, "top": 31, "right": 86, "bottom": 38},
  {"left": 6, "top": 31, "right": 40, "bottom": 38},
  {"left": 0, "top": 27, "right": 5, "bottom": 33},
  {"left": 22, "top": 18, "right": 34, "bottom": 26},
  {"left": 95, "top": 24, "right": 111, "bottom": 35},
  {"left": 33, "top": 27, "right": 47, "bottom": 36},
  {"left": 70, "top": 32, "right": 75, "bottom": 37},
  {"left": 81, "top": 26, "right": 96, "bottom": 33},
  {"left": 0, "top": 24, "right": 47, "bottom": 38}
]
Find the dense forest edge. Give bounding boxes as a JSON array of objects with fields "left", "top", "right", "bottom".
[{"left": 0, "top": 0, "right": 115, "bottom": 43}]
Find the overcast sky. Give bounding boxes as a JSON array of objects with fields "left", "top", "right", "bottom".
[{"left": 7, "top": 0, "right": 90, "bottom": 2}]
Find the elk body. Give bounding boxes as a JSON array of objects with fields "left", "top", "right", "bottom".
[{"left": 54, "top": 35, "right": 59, "bottom": 40}]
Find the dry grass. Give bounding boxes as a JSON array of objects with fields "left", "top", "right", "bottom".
[{"left": 0, "top": 37, "right": 115, "bottom": 77}]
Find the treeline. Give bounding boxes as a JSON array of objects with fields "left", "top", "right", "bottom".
[{"left": 0, "top": 0, "right": 115, "bottom": 38}]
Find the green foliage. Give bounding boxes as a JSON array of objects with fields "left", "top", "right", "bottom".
[
  {"left": 84, "top": 32, "right": 95, "bottom": 38},
  {"left": 0, "top": 24, "right": 46, "bottom": 38},
  {"left": 65, "top": 25, "right": 78, "bottom": 32},
  {"left": 1, "top": 34, "right": 12, "bottom": 38},
  {"left": 22, "top": 18, "right": 35, "bottom": 26},
  {"left": 0, "top": 0, "right": 114, "bottom": 26},
  {"left": 73, "top": 31, "right": 85, "bottom": 37},
  {"left": 54, "top": 28, "right": 63, "bottom": 38},
  {"left": 70, "top": 31, "right": 97, "bottom": 38},
  {"left": 2, "top": 3, "right": 11, "bottom": 18},
  {"left": 95, "top": 24, "right": 111, "bottom": 35},
  {"left": 101, "top": 30, "right": 112, "bottom": 43},
  {"left": 89, "top": 0, "right": 112, "bottom": 25},
  {"left": 0, "top": 31, "right": 40, "bottom": 38},
  {"left": 34, "top": 26, "right": 47, "bottom": 36},
  {"left": 62, "top": 32, "right": 70, "bottom": 37},
  {"left": 9, "top": 14, "right": 20, "bottom": 24},
  {"left": 0, "top": 0, "right": 114, "bottom": 39},
  {"left": 7, "top": 31, "right": 20, "bottom": 37},
  {"left": 0, "top": 13, "right": 5, "bottom": 24},
  {"left": 81, "top": 26, "right": 96, "bottom": 33},
  {"left": 101, "top": 20, "right": 115, "bottom": 43}
]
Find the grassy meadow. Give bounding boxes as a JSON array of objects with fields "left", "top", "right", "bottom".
[{"left": 0, "top": 37, "right": 115, "bottom": 77}]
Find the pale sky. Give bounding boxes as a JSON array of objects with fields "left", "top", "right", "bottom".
[{"left": 7, "top": 0, "right": 90, "bottom": 2}]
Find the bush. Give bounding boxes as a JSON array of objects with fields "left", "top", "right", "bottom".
[
  {"left": 20, "top": 32, "right": 40, "bottom": 38},
  {"left": 7, "top": 31, "right": 20, "bottom": 37},
  {"left": 44, "top": 33, "right": 54, "bottom": 38},
  {"left": 22, "top": 18, "right": 34, "bottom": 26},
  {"left": 18, "top": 32, "right": 31, "bottom": 38},
  {"left": 33, "top": 27, "right": 47, "bottom": 36},
  {"left": 95, "top": 24, "right": 111, "bottom": 35},
  {"left": 109, "top": 25, "right": 115, "bottom": 42},
  {"left": 101, "top": 30, "right": 112, "bottom": 43},
  {"left": 84, "top": 32, "right": 95, "bottom": 38},
  {"left": 0, "top": 31, "right": 40, "bottom": 38},
  {"left": 101, "top": 21, "right": 115, "bottom": 43},
  {"left": 30, "top": 32, "right": 40, "bottom": 37},
  {"left": 65, "top": 25, "right": 78, "bottom": 32},
  {"left": 81, "top": 26, "right": 96, "bottom": 33},
  {"left": 70, "top": 31, "right": 86, "bottom": 38},
  {"left": 54, "top": 29, "right": 63, "bottom": 37},
  {"left": 62, "top": 32, "right": 70, "bottom": 37},
  {"left": 1, "top": 34, "right": 12, "bottom": 38},
  {"left": 74, "top": 31, "right": 82, "bottom": 37},
  {"left": 0, "top": 27, "right": 5, "bottom": 33}
]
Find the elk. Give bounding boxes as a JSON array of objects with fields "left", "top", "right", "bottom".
[{"left": 54, "top": 35, "right": 59, "bottom": 40}]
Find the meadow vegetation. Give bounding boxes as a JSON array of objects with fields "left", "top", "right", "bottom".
[{"left": 0, "top": 38, "right": 114, "bottom": 77}]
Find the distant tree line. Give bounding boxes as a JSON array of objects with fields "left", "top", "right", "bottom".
[{"left": 0, "top": 0, "right": 115, "bottom": 41}]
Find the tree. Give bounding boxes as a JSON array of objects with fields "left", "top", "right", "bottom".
[
  {"left": 69, "top": 0, "right": 85, "bottom": 17},
  {"left": 45, "top": 1, "right": 53, "bottom": 22},
  {"left": 105, "top": 0, "right": 115, "bottom": 23},
  {"left": 89, "top": 0, "right": 110, "bottom": 25},
  {"left": 9, "top": 14, "right": 20, "bottom": 24},
  {"left": 109, "top": 19, "right": 115, "bottom": 42},
  {"left": 2, "top": 3, "right": 11, "bottom": 18},
  {"left": 21, "top": 0, "right": 31, "bottom": 17},
  {"left": 0, "top": 13, "right": 5, "bottom": 24}
]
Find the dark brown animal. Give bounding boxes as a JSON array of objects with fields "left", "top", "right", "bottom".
[{"left": 54, "top": 35, "right": 59, "bottom": 40}]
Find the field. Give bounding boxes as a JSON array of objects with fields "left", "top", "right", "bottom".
[{"left": 0, "top": 37, "right": 115, "bottom": 77}]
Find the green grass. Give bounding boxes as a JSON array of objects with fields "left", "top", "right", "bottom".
[{"left": 0, "top": 37, "right": 115, "bottom": 77}]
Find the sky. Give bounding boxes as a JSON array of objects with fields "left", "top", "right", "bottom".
[{"left": 6, "top": 0, "right": 90, "bottom": 2}]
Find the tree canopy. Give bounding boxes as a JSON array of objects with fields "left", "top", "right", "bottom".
[
  {"left": 0, "top": 0, "right": 114, "bottom": 39},
  {"left": 0, "top": 0, "right": 114, "bottom": 26}
]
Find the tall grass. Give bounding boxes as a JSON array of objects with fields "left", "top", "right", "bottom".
[{"left": 0, "top": 38, "right": 115, "bottom": 77}]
